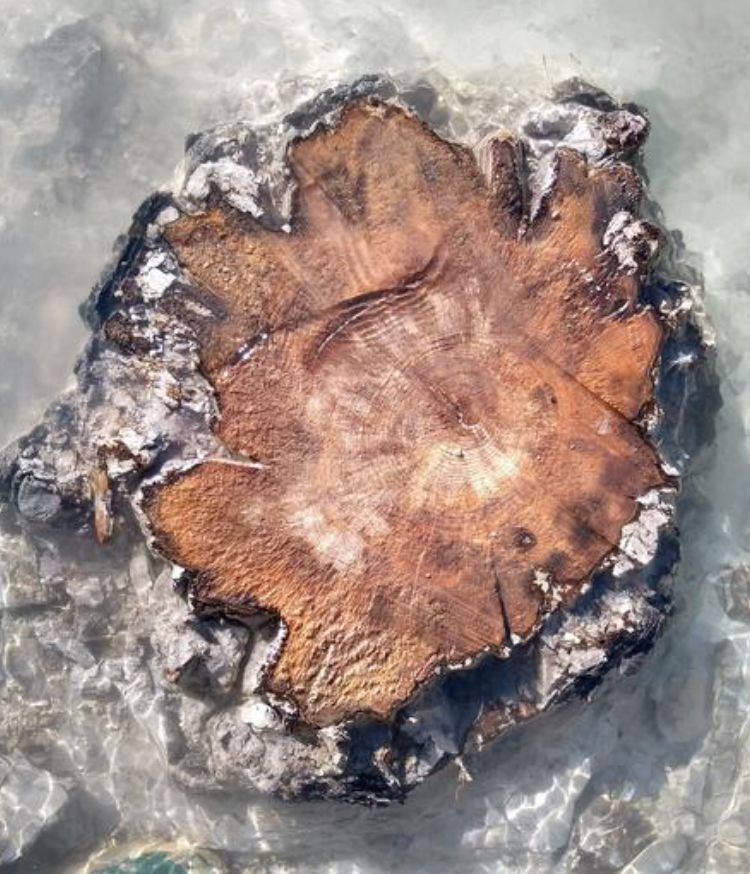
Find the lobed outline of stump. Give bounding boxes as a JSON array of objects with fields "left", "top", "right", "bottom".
[{"left": 0, "top": 75, "right": 719, "bottom": 803}]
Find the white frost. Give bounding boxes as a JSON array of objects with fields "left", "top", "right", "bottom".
[{"left": 183, "top": 157, "right": 264, "bottom": 216}]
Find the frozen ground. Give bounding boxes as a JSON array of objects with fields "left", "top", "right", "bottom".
[{"left": 0, "top": 1, "right": 749, "bottom": 872}]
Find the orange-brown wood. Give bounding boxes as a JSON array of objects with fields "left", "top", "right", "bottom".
[{"left": 141, "top": 100, "right": 666, "bottom": 727}]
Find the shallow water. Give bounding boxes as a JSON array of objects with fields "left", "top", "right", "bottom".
[{"left": 1, "top": 2, "right": 750, "bottom": 872}]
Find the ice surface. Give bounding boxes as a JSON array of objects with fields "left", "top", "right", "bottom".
[{"left": 0, "top": 1, "right": 749, "bottom": 872}]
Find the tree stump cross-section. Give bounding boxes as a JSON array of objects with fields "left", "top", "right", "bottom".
[{"left": 143, "top": 100, "right": 666, "bottom": 727}]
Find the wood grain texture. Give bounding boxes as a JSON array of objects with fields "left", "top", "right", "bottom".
[{"left": 141, "top": 100, "right": 666, "bottom": 727}]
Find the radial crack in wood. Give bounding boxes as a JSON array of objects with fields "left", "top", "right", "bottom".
[{"left": 143, "top": 100, "right": 667, "bottom": 727}]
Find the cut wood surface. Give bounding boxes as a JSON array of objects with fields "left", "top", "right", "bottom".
[{"left": 143, "top": 100, "right": 666, "bottom": 727}]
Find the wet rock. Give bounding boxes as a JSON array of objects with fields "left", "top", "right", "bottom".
[
  {"left": 650, "top": 649, "right": 713, "bottom": 748},
  {"left": 620, "top": 834, "right": 690, "bottom": 873},
  {"left": 0, "top": 752, "right": 68, "bottom": 868},
  {"left": 151, "top": 590, "right": 251, "bottom": 699},
  {"left": 0, "top": 529, "right": 63, "bottom": 612}
]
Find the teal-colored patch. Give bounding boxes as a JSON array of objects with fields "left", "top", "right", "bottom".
[{"left": 91, "top": 850, "right": 215, "bottom": 874}]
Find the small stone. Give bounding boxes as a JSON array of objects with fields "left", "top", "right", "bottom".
[
  {"left": 16, "top": 475, "right": 61, "bottom": 524},
  {"left": 151, "top": 595, "right": 250, "bottom": 700},
  {"left": 717, "top": 563, "right": 750, "bottom": 623}
]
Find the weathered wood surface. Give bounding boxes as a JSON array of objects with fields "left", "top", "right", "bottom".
[
  {"left": 144, "top": 100, "right": 667, "bottom": 727},
  {"left": 0, "top": 77, "right": 714, "bottom": 803}
]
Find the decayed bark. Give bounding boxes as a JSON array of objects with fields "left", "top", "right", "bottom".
[{"left": 143, "top": 100, "right": 667, "bottom": 727}]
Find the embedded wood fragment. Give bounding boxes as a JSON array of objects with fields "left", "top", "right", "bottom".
[{"left": 142, "top": 100, "right": 668, "bottom": 728}]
